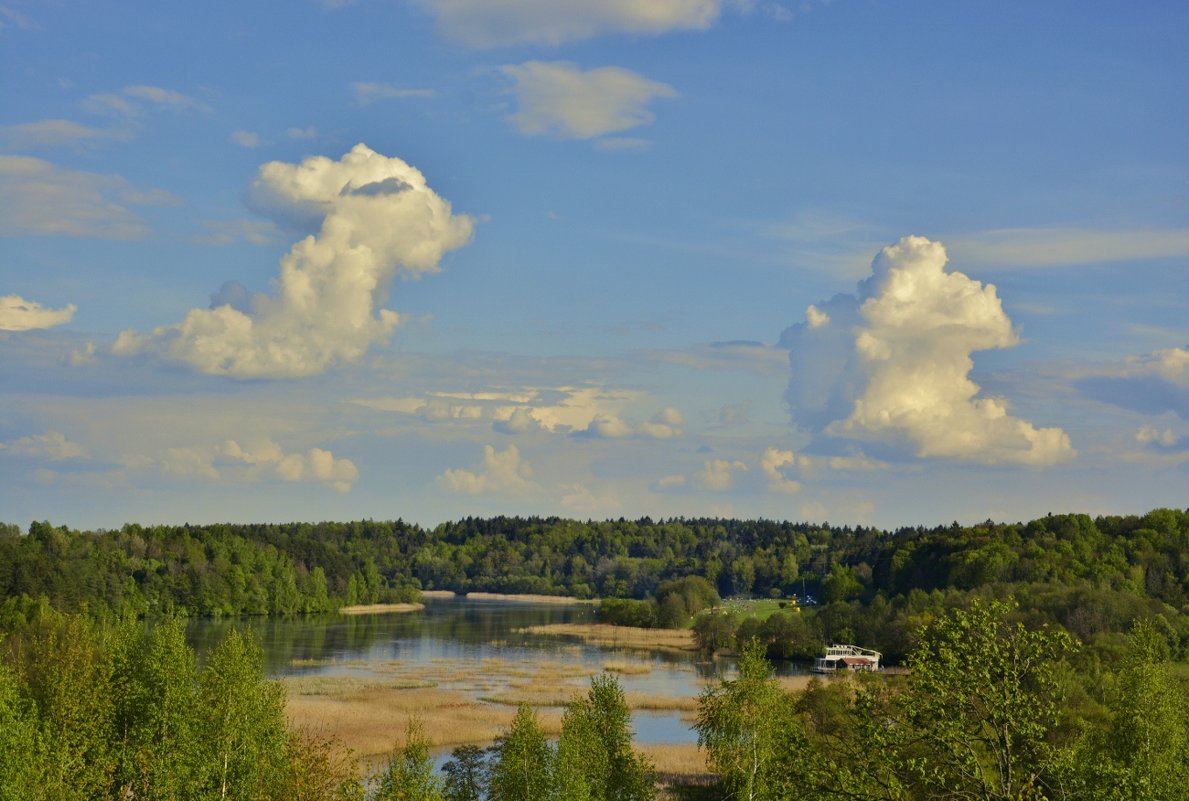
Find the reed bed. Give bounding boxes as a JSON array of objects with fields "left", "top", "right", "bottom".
[
  {"left": 338, "top": 603, "right": 425, "bottom": 615},
  {"left": 285, "top": 681, "right": 565, "bottom": 757},
  {"left": 515, "top": 623, "right": 698, "bottom": 652},
  {"left": 464, "top": 592, "right": 592, "bottom": 604},
  {"left": 602, "top": 659, "right": 653, "bottom": 675},
  {"left": 638, "top": 742, "right": 711, "bottom": 781}
]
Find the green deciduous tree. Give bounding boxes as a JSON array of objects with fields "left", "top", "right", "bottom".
[
  {"left": 197, "top": 628, "right": 290, "bottom": 800},
  {"left": 441, "top": 744, "right": 486, "bottom": 801},
  {"left": 696, "top": 640, "right": 798, "bottom": 801},
  {"left": 559, "top": 673, "right": 654, "bottom": 801},
  {"left": 374, "top": 718, "right": 443, "bottom": 801},
  {"left": 901, "top": 599, "right": 1074, "bottom": 801},
  {"left": 489, "top": 704, "right": 552, "bottom": 801}
]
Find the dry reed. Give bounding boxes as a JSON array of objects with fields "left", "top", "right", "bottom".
[
  {"left": 338, "top": 603, "right": 424, "bottom": 615},
  {"left": 464, "top": 592, "right": 592, "bottom": 604},
  {"left": 515, "top": 624, "right": 697, "bottom": 652}
]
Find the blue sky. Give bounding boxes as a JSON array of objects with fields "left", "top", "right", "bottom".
[{"left": 2, "top": 0, "right": 1187, "bottom": 530}]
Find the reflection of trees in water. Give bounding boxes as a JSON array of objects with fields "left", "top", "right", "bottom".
[{"left": 187, "top": 599, "right": 603, "bottom": 675}]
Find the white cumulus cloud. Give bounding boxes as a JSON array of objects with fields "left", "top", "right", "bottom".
[
  {"left": 760, "top": 447, "right": 800, "bottom": 493},
  {"left": 156, "top": 439, "right": 359, "bottom": 492},
  {"left": 501, "top": 61, "right": 677, "bottom": 140},
  {"left": 780, "top": 235, "right": 1074, "bottom": 466},
  {"left": 418, "top": 0, "right": 724, "bottom": 47},
  {"left": 113, "top": 144, "right": 474, "bottom": 377},
  {"left": 437, "top": 444, "right": 539, "bottom": 495},
  {"left": 696, "top": 458, "right": 747, "bottom": 491},
  {"left": 0, "top": 294, "right": 76, "bottom": 331},
  {"left": 1, "top": 431, "right": 88, "bottom": 461}
]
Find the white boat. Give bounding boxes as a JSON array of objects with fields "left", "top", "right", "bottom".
[{"left": 812, "top": 643, "right": 882, "bottom": 673}]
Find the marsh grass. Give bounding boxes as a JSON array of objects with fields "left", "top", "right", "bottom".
[
  {"left": 283, "top": 647, "right": 704, "bottom": 760},
  {"left": 286, "top": 684, "right": 565, "bottom": 756},
  {"left": 516, "top": 623, "right": 698, "bottom": 652},
  {"left": 638, "top": 742, "right": 710, "bottom": 779},
  {"left": 603, "top": 659, "right": 653, "bottom": 675},
  {"left": 464, "top": 592, "right": 593, "bottom": 604},
  {"left": 338, "top": 603, "right": 425, "bottom": 615}
]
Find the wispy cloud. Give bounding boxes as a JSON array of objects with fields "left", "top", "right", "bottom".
[
  {"left": 0, "top": 294, "right": 76, "bottom": 331},
  {"left": 0, "top": 431, "right": 87, "bottom": 461},
  {"left": 230, "top": 130, "right": 261, "bottom": 148},
  {"left": 0, "top": 119, "right": 122, "bottom": 150},
  {"left": 416, "top": 0, "right": 725, "bottom": 47},
  {"left": 0, "top": 156, "right": 180, "bottom": 239},
  {"left": 500, "top": 61, "right": 677, "bottom": 140},
  {"left": 947, "top": 227, "right": 1189, "bottom": 268},
  {"left": 352, "top": 81, "right": 436, "bottom": 105}
]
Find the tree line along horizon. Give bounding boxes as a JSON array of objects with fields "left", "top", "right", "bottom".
[{"left": 2, "top": 508, "right": 1186, "bottom": 664}]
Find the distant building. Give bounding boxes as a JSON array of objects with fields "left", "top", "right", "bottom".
[{"left": 812, "top": 643, "right": 882, "bottom": 673}]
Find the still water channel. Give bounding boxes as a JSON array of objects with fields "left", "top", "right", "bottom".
[{"left": 187, "top": 595, "right": 803, "bottom": 753}]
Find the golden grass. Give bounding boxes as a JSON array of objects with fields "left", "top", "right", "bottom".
[
  {"left": 464, "top": 592, "right": 593, "bottom": 604},
  {"left": 419, "top": 590, "right": 457, "bottom": 598},
  {"left": 638, "top": 742, "right": 711, "bottom": 780},
  {"left": 338, "top": 603, "right": 425, "bottom": 615},
  {"left": 602, "top": 659, "right": 653, "bottom": 675},
  {"left": 282, "top": 647, "right": 708, "bottom": 762},
  {"left": 515, "top": 624, "right": 697, "bottom": 652},
  {"left": 625, "top": 692, "right": 699, "bottom": 712},
  {"left": 286, "top": 683, "right": 565, "bottom": 757}
]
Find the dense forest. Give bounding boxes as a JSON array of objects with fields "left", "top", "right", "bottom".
[{"left": 2, "top": 509, "right": 1186, "bottom": 664}]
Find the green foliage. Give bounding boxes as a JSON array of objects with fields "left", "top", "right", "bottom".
[
  {"left": 196, "top": 628, "right": 290, "bottom": 799},
  {"left": 1063, "top": 619, "right": 1189, "bottom": 800},
  {"left": 488, "top": 704, "right": 552, "bottom": 801},
  {"left": 655, "top": 575, "right": 720, "bottom": 628},
  {"left": 561, "top": 673, "right": 655, "bottom": 801},
  {"left": 900, "top": 599, "right": 1075, "bottom": 799},
  {"left": 695, "top": 641, "right": 800, "bottom": 801},
  {"left": 441, "top": 745, "right": 486, "bottom": 801},
  {"left": 374, "top": 718, "right": 444, "bottom": 801},
  {"left": 598, "top": 598, "right": 657, "bottom": 628},
  {"left": 0, "top": 610, "right": 361, "bottom": 801},
  {"left": 0, "top": 653, "right": 42, "bottom": 801}
]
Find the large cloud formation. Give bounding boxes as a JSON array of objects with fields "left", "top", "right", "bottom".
[
  {"left": 780, "top": 236, "right": 1073, "bottom": 466},
  {"left": 114, "top": 145, "right": 473, "bottom": 377}
]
